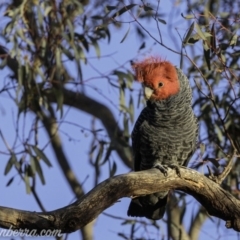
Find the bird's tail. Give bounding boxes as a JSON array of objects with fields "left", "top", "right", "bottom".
[{"left": 127, "top": 192, "right": 168, "bottom": 220}]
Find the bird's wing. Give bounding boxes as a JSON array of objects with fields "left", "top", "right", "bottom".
[
  {"left": 183, "top": 114, "right": 199, "bottom": 167},
  {"left": 131, "top": 107, "right": 149, "bottom": 171}
]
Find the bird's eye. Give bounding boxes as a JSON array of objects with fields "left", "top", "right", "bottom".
[{"left": 158, "top": 82, "right": 164, "bottom": 88}]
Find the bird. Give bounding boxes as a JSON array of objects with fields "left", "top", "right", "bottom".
[{"left": 127, "top": 57, "right": 198, "bottom": 220}]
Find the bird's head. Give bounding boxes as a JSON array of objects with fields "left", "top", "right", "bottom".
[{"left": 132, "top": 57, "right": 180, "bottom": 101}]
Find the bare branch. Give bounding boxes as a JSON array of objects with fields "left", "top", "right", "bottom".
[
  {"left": 189, "top": 207, "right": 208, "bottom": 240},
  {"left": 208, "top": 151, "right": 236, "bottom": 184},
  {"left": 167, "top": 195, "right": 190, "bottom": 240},
  {"left": 36, "top": 106, "right": 85, "bottom": 198},
  {"left": 0, "top": 167, "right": 240, "bottom": 234},
  {"left": 216, "top": 151, "right": 236, "bottom": 184},
  {"left": 44, "top": 88, "right": 133, "bottom": 168}
]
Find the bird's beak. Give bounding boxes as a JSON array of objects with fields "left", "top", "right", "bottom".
[{"left": 144, "top": 87, "right": 154, "bottom": 99}]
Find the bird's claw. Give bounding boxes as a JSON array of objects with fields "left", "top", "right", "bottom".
[
  {"left": 153, "top": 163, "right": 181, "bottom": 177},
  {"left": 168, "top": 163, "right": 181, "bottom": 177},
  {"left": 153, "top": 164, "right": 168, "bottom": 176}
]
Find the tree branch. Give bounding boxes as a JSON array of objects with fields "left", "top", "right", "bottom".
[
  {"left": 167, "top": 194, "right": 190, "bottom": 240},
  {"left": 189, "top": 207, "right": 208, "bottom": 240},
  {"left": 44, "top": 88, "right": 133, "bottom": 168},
  {"left": 37, "top": 106, "right": 85, "bottom": 197},
  {"left": 0, "top": 167, "right": 240, "bottom": 234},
  {"left": 0, "top": 46, "right": 133, "bottom": 169}
]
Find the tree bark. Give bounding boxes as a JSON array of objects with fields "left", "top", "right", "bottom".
[{"left": 0, "top": 167, "right": 240, "bottom": 234}]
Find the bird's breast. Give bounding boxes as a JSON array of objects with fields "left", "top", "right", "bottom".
[{"left": 138, "top": 107, "right": 197, "bottom": 170}]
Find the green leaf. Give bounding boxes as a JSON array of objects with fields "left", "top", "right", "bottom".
[
  {"left": 157, "top": 18, "right": 166, "bottom": 24},
  {"left": 215, "top": 125, "right": 223, "bottom": 142},
  {"left": 62, "top": 47, "right": 74, "bottom": 60},
  {"left": 138, "top": 42, "right": 145, "bottom": 50},
  {"left": 102, "top": 145, "right": 112, "bottom": 164},
  {"left": 126, "top": 71, "right": 134, "bottom": 89},
  {"left": 119, "top": 88, "right": 126, "bottom": 111},
  {"left": 30, "top": 156, "right": 36, "bottom": 175},
  {"left": 24, "top": 174, "right": 31, "bottom": 194},
  {"left": 75, "top": 33, "right": 89, "bottom": 52},
  {"left": 91, "top": 40, "right": 100, "bottom": 58},
  {"left": 114, "top": 70, "right": 133, "bottom": 89},
  {"left": 144, "top": 5, "right": 153, "bottom": 11},
  {"left": 33, "top": 157, "right": 45, "bottom": 185},
  {"left": 54, "top": 88, "right": 64, "bottom": 118},
  {"left": 55, "top": 47, "right": 62, "bottom": 70},
  {"left": 95, "top": 143, "right": 104, "bottom": 166},
  {"left": 195, "top": 23, "right": 206, "bottom": 41},
  {"left": 26, "top": 164, "right": 34, "bottom": 177},
  {"left": 4, "top": 154, "right": 18, "bottom": 175},
  {"left": 220, "top": 53, "right": 226, "bottom": 64},
  {"left": 4, "top": 157, "right": 14, "bottom": 175},
  {"left": 31, "top": 145, "right": 52, "bottom": 167},
  {"left": 112, "top": 4, "right": 137, "bottom": 18},
  {"left": 66, "top": 19, "right": 74, "bottom": 42},
  {"left": 203, "top": 40, "right": 209, "bottom": 51},
  {"left": 106, "top": 5, "right": 117, "bottom": 11},
  {"left": 6, "top": 177, "right": 14, "bottom": 187},
  {"left": 183, "top": 22, "right": 195, "bottom": 45},
  {"left": 181, "top": 13, "right": 194, "bottom": 19},
  {"left": 83, "top": 15, "right": 87, "bottom": 29},
  {"left": 120, "top": 24, "right": 130, "bottom": 43},
  {"left": 105, "top": 27, "right": 111, "bottom": 43},
  {"left": 44, "top": 6, "right": 52, "bottom": 16},
  {"left": 109, "top": 161, "right": 117, "bottom": 177},
  {"left": 123, "top": 114, "right": 129, "bottom": 138},
  {"left": 4, "top": 20, "right": 14, "bottom": 35},
  {"left": 230, "top": 34, "right": 238, "bottom": 47},
  {"left": 129, "top": 96, "right": 134, "bottom": 123},
  {"left": 187, "top": 34, "right": 200, "bottom": 44},
  {"left": 203, "top": 32, "right": 212, "bottom": 38},
  {"left": 203, "top": 41, "right": 211, "bottom": 70},
  {"left": 211, "top": 24, "right": 216, "bottom": 51},
  {"left": 37, "top": 5, "right": 43, "bottom": 27},
  {"left": 90, "top": 145, "right": 97, "bottom": 154},
  {"left": 91, "top": 15, "right": 103, "bottom": 20},
  {"left": 114, "top": 70, "right": 127, "bottom": 80}
]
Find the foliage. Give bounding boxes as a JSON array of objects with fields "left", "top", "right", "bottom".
[{"left": 184, "top": 0, "right": 240, "bottom": 197}]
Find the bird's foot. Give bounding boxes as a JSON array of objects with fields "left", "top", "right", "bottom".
[
  {"left": 168, "top": 163, "right": 181, "bottom": 177},
  {"left": 153, "top": 163, "right": 168, "bottom": 176},
  {"left": 153, "top": 163, "right": 181, "bottom": 177}
]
